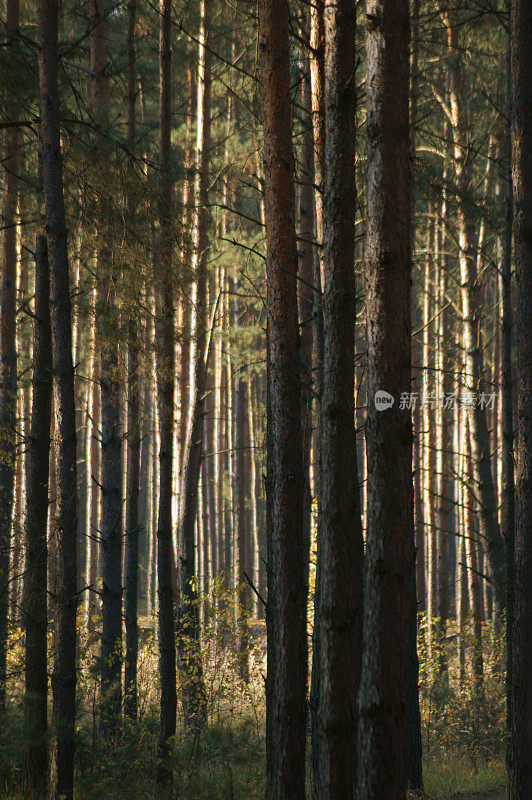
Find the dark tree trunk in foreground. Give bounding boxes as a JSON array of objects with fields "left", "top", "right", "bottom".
[
  {"left": 314, "top": 2, "right": 364, "bottom": 799},
  {"left": 124, "top": 0, "right": 140, "bottom": 723},
  {"left": 23, "top": 234, "right": 52, "bottom": 798},
  {"left": 259, "top": 1, "right": 307, "bottom": 798},
  {"left": 0, "top": 0, "right": 20, "bottom": 708},
  {"left": 358, "top": 1, "right": 413, "bottom": 798},
  {"left": 509, "top": 1, "right": 532, "bottom": 796},
  {"left": 156, "top": 0, "right": 177, "bottom": 768},
  {"left": 176, "top": 0, "right": 211, "bottom": 729},
  {"left": 37, "top": 2, "right": 79, "bottom": 796},
  {"left": 90, "top": 0, "right": 123, "bottom": 738}
]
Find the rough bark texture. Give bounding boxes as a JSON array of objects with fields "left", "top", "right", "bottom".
[
  {"left": 358, "top": 1, "right": 413, "bottom": 798},
  {"left": 0, "top": 0, "right": 20, "bottom": 708},
  {"left": 509, "top": 0, "right": 532, "bottom": 795},
  {"left": 314, "top": 2, "right": 364, "bottom": 799},
  {"left": 23, "top": 234, "right": 52, "bottom": 798},
  {"left": 259, "top": 2, "right": 307, "bottom": 798},
  {"left": 37, "top": 2, "right": 79, "bottom": 796}
]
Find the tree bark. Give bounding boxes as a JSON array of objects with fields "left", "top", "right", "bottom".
[
  {"left": 259, "top": 2, "right": 307, "bottom": 798},
  {"left": 358, "top": 1, "right": 413, "bottom": 798},
  {"left": 89, "top": 0, "right": 123, "bottom": 738},
  {"left": 155, "top": 0, "right": 177, "bottom": 769},
  {"left": 0, "top": 0, "right": 20, "bottom": 708},
  {"left": 23, "top": 234, "right": 52, "bottom": 798},
  {"left": 509, "top": 0, "right": 532, "bottom": 794},
  {"left": 314, "top": 2, "right": 364, "bottom": 799},
  {"left": 124, "top": 0, "right": 140, "bottom": 723},
  {"left": 176, "top": 0, "right": 212, "bottom": 728},
  {"left": 37, "top": 1, "right": 79, "bottom": 795}
]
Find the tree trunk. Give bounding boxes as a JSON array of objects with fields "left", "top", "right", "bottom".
[
  {"left": 509, "top": 0, "right": 532, "bottom": 794},
  {"left": 23, "top": 234, "right": 52, "bottom": 798},
  {"left": 89, "top": 0, "right": 123, "bottom": 738},
  {"left": 123, "top": 0, "right": 140, "bottom": 724},
  {"left": 37, "top": 1, "right": 79, "bottom": 795},
  {"left": 0, "top": 0, "right": 20, "bottom": 708},
  {"left": 155, "top": 0, "right": 177, "bottom": 770},
  {"left": 234, "top": 372, "right": 249, "bottom": 682},
  {"left": 358, "top": 1, "right": 413, "bottom": 798},
  {"left": 176, "top": 0, "right": 212, "bottom": 728},
  {"left": 314, "top": 2, "right": 364, "bottom": 799},
  {"left": 445, "top": 3, "right": 506, "bottom": 612},
  {"left": 259, "top": 2, "right": 307, "bottom": 797},
  {"left": 85, "top": 325, "right": 100, "bottom": 631}
]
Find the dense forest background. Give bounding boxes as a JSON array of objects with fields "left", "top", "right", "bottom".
[{"left": 0, "top": 0, "right": 530, "bottom": 799}]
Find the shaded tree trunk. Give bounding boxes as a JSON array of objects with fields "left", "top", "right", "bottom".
[
  {"left": 23, "top": 234, "right": 52, "bottom": 798},
  {"left": 89, "top": 0, "right": 123, "bottom": 738},
  {"left": 508, "top": 0, "right": 532, "bottom": 794},
  {"left": 259, "top": 1, "right": 307, "bottom": 797},
  {"left": 358, "top": 1, "right": 413, "bottom": 798},
  {"left": 155, "top": 0, "right": 177, "bottom": 770},
  {"left": 124, "top": 0, "right": 140, "bottom": 723},
  {"left": 37, "top": 1, "right": 79, "bottom": 795},
  {"left": 0, "top": 0, "right": 20, "bottom": 708},
  {"left": 314, "top": 2, "right": 364, "bottom": 798}
]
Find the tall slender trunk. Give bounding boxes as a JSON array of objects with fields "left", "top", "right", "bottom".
[
  {"left": 85, "top": 328, "right": 100, "bottom": 631},
  {"left": 314, "top": 2, "right": 364, "bottom": 799},
  {"left": 407, "top": 0, "right": 424, "bottom": 790},
  {"left": 502, "top": 27, "right": 517, "bottom": 762},
  {"left": 445, "top": 3, "right": 505, "bottom": 612},
  {"left": 234, "top": 371, "right": 249, "bottom": 681},
  {"left": 37, "top": 2, "right": 79, "bottom": 795},
  {"left": 23, "top": 234, "right": 52, "bottom": 798},
  {"left": 0, "top": 0, "right": 20, "bottom": 707},
  {"left": 309, "top": 0, "right": 326, "bottom": 783},
  {"left": 89, "top": 0, "right": 123, "bottom": 738},
  {"left": 259, "top": 2, "right": 307, "bottom": 797},
  {"left": 465, "top": 422, "right": 485, "bottom": 698},
  {"left": 298, "top": 11, "right": 314, "bottom": 629},
  {"left": 155, "top": 0, "right": 177, "bottom": 768},
  {"left": 176, "top": 0, "right": 212, "bottom": 728},
  {"left": 247, "top": 372, "right": 260, "bottom": 617},
  {"left": 509, "top": 0, "right": 532, "bottom": 794},
  {"left": 358, "top": 1, "right": 412, "bottom": 798},
  {"left": 123, "top": 0, "right": 140, "bottom": 723}
]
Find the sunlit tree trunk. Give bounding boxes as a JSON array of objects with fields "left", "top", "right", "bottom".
[
  {"left": 176, "top": 0, "right": 212, "bottom": 727},
  {"left": 445, "top": 3, "right": 505, "bottom": 612}
]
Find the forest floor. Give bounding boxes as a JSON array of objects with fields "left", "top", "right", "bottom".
[{"left": 0, "top": 617, "right": 508, "bottom": 799}]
